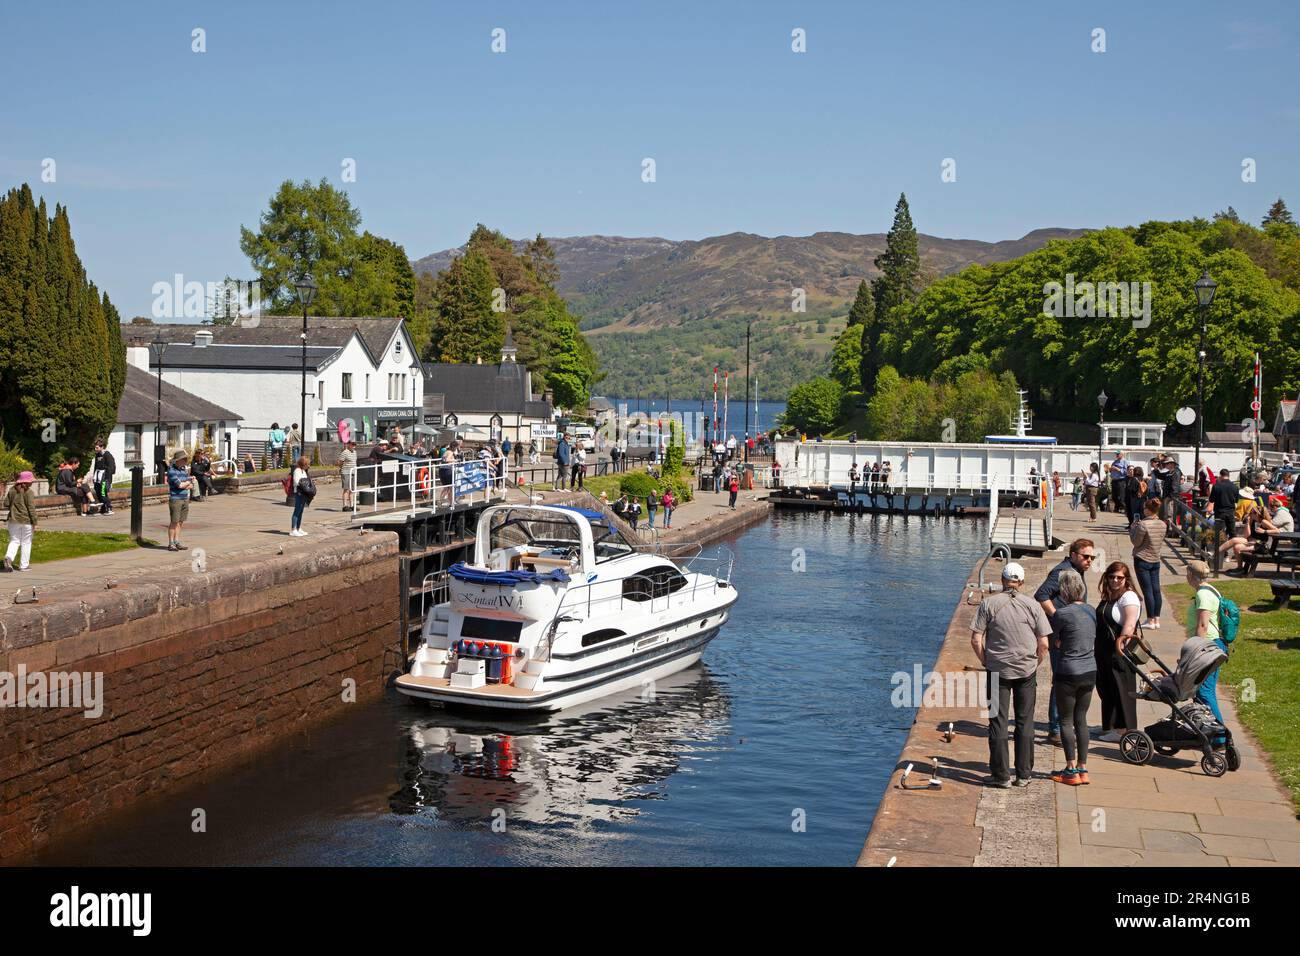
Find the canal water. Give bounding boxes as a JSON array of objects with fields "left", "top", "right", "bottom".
[{"left": 35, "top": 511, "right": 988, "bottom": 867}]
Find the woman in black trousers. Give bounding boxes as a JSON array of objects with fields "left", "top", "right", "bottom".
[{"left": 1094, "top": 561, "right": 1142, "bottom": 743}]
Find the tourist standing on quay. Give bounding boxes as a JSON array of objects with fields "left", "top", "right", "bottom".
[
  {"left": 1070, "top": 473, "right": 1083, "bottom": 511},
  {"left": 1082, "top": 463, "right": 1101, "bottom": 519},
  {"left": 1130, "top": 499, "right": 1167, "bottom": 628},
  {"left": 268, "top": 422, "right": 286, "bottom": 469},
  {"left": 646, "top": 489, "right": 658, "bottom": 529},
  {"left": 661, "top": 488, "right": 675, "bottom": 527},
  {"left": 1094, "top": 561, "right": 1140, "bottom": 742},
  {"left": 572, "top": 440, "right": 586, "bottom": 491},
  {"left": 3, "top": 471, "right": 37, "bottom": 571},
  {"left": 848, "top": 462, "right": 859, "bottom": 496},
  {"left": 1125, "top": 466, "right": 1146, "bottom": 525},
  {"left": 166, "top": 451, "right": 193, "bottom": 551},
  {"left": 1048, "top": 569, "right": 1096, "bottom": 786},
  {"left": 91, "top": 439, "right": 116, "bottom": 515},
  {"left": 1034, "top": 538, "right": 1096, "bottom": 745},
  {"left": 554, "top": 433, "right": 571, "bottom": 490},
  {"left": 970, "top": 562, "right": 1051, "bottom": 788},
  {"left": 336, "top": 440, "right": 357, "bottom": 511},
  {"left": 1207, "top": 468, "right": 1239, "bottom": 538},
  {"left": 1108, "top": 450, "right": 1130, "bottom": 514},
  {"left": 287, "top": 423, "right": 302, "bottom": 462},
  {"left": 289, "top": 455, "right": 315, "bottom": 536}
]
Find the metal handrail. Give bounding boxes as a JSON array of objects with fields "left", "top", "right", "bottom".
[
  {"left": 1167, "top": 496, "right": 1224, "bottom": 570},
  {"left": 351, "top": 455, "right": 509, "bottom": 517}
]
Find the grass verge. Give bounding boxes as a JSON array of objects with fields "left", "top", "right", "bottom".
[
  {"left": 1167, "top": 579, "right": 1300, "bottom": 810},
  {"left": 0, "top": 529, "right": 144, "bottom": 565}
]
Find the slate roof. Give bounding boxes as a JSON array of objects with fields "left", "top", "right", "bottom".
[
  {"left": 423, "top": 361, "right": 552, "bottom": 417},
  {"left": 121, "top": 317, "right": 406, "bottom": 364},
  {"left": 118, "top": 364, "right": 242, "bottom": 425},
  {"left": 137, "top": 342, "right": 340, "bottom": 371}
]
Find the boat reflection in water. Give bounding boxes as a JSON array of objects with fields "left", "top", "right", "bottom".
[{"left": 390, "top": 666, "right": 730, "bottom": 827}]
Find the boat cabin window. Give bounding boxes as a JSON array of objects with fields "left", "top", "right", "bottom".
[
  {"left": 581, "top": 628, "right": 626, "bottom": 648},
  {"left": 461, "top": 617, "right": 524, "bottom": 642},
  {"left": 622, "top": 565, "right": 688, "bottom": 602}
]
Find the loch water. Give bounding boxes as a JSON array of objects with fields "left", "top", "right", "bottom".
[{"left": 36, "top": 511, "right": 989, "bottom": 866}]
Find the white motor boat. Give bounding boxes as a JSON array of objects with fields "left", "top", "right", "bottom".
[{"left": 395, "top": 504, "right": 737, "bottom": 713}]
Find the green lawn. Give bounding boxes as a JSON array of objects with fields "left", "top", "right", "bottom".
[
  {"left": 1167, "top": 580, "right": 1300, "bottom": 810},
  {"left": 0, "top": 529, "right": 146, "bottom": 565}
]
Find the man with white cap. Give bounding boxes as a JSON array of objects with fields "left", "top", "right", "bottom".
[{"left": 971, "top": 561, "right": 1051, "bottom": 788}]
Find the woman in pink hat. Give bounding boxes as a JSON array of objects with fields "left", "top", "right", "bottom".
[{"left": 3, "top": 471, "right": 37, "bottom": 571}]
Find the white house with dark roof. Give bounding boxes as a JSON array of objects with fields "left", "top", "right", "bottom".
[
  {"left": 122, "top": 317, "right": 423, "bottom": 447},
  {"left": 111, "top": 351, "right": 243, "bottom": 472}
]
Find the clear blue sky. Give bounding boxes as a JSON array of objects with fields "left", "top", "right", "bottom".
[{"left": 2, "top": 0, "right": 1296, "bottom": 318}]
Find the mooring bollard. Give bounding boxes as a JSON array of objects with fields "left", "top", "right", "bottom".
[{"left": 130, "top": 465, "right": 143, "bottom": 542}]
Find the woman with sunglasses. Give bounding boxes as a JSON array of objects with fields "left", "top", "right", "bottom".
[{"left": 1094, "top": 561, "right": 1141, "bottom": 743}]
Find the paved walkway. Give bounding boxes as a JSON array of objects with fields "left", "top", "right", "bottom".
[
  {"left": 5, "top": 474, "right": 768, "bottom": 604},
  {"left": 862, "top": 497, "right": 1300, "bottom": 867}
]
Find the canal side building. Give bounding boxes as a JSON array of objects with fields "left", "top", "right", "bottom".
[
  {"left": 422, "top": 332, "right": 554, "bottom": 444},
  {"left": 122, "top": 317, "right": 425, "bottom": 448}
]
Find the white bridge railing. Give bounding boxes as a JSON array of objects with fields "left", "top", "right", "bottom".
[
  {"left": 351, "top": 455, "right": 510, "bottom": 516},
  {"left": 826, "top": 471, "right": 1044, "bottom": 495}
]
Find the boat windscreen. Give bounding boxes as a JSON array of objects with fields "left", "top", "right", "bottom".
[{"left": 489, "top": 512, "right": 583, "bottom": 551}]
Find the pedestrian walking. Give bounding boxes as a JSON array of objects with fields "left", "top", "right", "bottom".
[
  {"left": 1082, "top": 463, "right": 1101, "bottom": 520},
  {"left": 268, "top": 422, "right": 286, "bottom": 469},
  {"left": 166, "top": 451, "right": 193, "bottom": 551},
  {"left": 2, "top": 471, "right": 37, "bottom": 571},
  {"left": 1094, "top": 561, "right": 1141, "bottom": 742},
  {"left": 970, "top": 562, "right": 1051, "bottom": 787},
  {"left": 337, "top": 440, "right": 357, "bottom": 511},
  {"left": 1108, "top": 451, "right": 1130, "bottom": 514},
  {"left": 91, "top": 439, "right": 116, "bottom": 515},
  {"left": 646, "top": 489, "right": 659, "bottom": 529},
  {"left": 1130, "top": 499, "right": 1167, "bottom": 629},
  {"left": 1047, "top": 569, "right": 1097, "bottom": 786},
  {"left": 1070, "top": 474, "right": 1083, "bottom": 511},
  {"left": 289, "top": 455, "right": 315, "bottom": 536}
]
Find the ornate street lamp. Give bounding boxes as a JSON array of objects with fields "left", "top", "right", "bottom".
[
  {"left": 1192, "top": 271, "right": 1217, "bottom": 495},
  {"left": 294, "top": 273, "right": 318, "bottom": 461},
  {"left": 1096, "top": 389, "right": 1108, "bottom": 481},
  {"left": 149, "top": 332, "right": 168, "bottom": 481}
]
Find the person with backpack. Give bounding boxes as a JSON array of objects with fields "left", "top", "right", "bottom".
[
  {"left": 289, "top": 455, "right": 315, "bottom": 536},
  {"left": 1184, "top": 560, "right": 1238, "bottom": 745}
]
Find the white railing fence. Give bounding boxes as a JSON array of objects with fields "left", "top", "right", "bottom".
[{"left": 351, "top": 456, "right": 510, "bottom": 516}]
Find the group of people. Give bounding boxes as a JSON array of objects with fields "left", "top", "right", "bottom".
[
  {"left": 607, "top": 488, "right": 677, "bottom": 531},
  {"left": 846, "top": 461, "right": 894, "bottom": 497},
  {"left": 711, "top": 463, "right": 742, "bottom": 507},
  {"left": 971, "top": 536, "right": 1232, "bottom": 789},
  {"left": 266, "top": 422, "right": 301, "bottom": 469},
  {"left": 552, "top": 433, "right": 591, "bottom": 491}
]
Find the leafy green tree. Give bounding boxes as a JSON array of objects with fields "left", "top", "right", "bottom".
[
  {"left": 830, "top": 321, "right": 863, "bottom": 391},
  {"left": 784, "top": 377, "right": 843, "bottom": 434},
  {"left": 427, "top": 248, "right": 500, "bottom": 363}
]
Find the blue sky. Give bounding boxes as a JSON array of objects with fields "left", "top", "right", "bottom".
[{"left": 2, "top": 0, "right": 1296, "bottom": 317}]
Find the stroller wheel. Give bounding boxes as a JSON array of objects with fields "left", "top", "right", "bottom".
[
  {"left": 1201, "top": 752, "right": 1228, "bottom": 777},
  {"left": 1225, "top": 743, "right": 1241, "bottom": 772},
  {"left": 1120, "top": 731, "right": 1154, "bottom": 765}
]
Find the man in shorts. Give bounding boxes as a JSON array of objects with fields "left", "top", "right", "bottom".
[{"left": 167, "top": 451, "right": 194, "bottom": 551}]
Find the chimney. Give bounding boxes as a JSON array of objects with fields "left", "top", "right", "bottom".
[
  {"left": 127, "top": 346, "right": 151, "bottom": 371},
  {"left": 194, "top": 329, "right": 213, "bottom": 348}
]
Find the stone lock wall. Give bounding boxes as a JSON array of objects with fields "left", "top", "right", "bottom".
[{"left": 0, "top": 533, "right": 401, "bottom": 860}]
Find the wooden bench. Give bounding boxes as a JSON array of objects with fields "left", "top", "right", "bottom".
[
  {"left": 1269, "top": 579, "right": 1300, "bottom": 606},
  {"left": 1242, "top": 534, "right": 1300, "bottom": 578}
]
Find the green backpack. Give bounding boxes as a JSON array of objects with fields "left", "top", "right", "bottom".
[{"left": 1199, "top": 584, "right": 1240, "bottom": 647}]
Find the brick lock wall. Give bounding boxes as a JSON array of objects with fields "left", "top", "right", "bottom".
[{"left": 0, "top": 533, "right": 401, "bottom": 861}]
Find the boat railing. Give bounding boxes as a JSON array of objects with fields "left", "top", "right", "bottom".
[
  {"left": 351, "top": 455, "right": 509, "bottom": 518},
  {"left": 532, "top": 548, "right": 735, "bottom": 663}
]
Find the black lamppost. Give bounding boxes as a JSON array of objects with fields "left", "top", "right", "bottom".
[
  {"left": 294, "top": 273, "right": 318, "bottom": 461},
  {"left": 1097, "top": 389, "right": 1108, "bottom": 481},
  {"left": 149, "top": 333, "right": 168, "bottom": 481},
  {"left": 1193, "top": 271, "right": 1217, "bottom": 492}
]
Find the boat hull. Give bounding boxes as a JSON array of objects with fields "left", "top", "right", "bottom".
[{"left": 396, "top": 616, "right": 729, "bottom": 713}]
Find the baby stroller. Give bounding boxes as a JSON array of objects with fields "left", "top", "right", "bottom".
[{"left": 1117, "top": 636, "right": 1241, "bottom": 777}]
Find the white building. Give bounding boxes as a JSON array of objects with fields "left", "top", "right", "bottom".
[
  {"left": 112, "top": 349, "right": 243, "bottom": 474},
  {"left": 122, "top": 317, "right": 423, "bottom": 449},
  {"left": 422, "top": 332, "right": 554, "bottom": 446}
]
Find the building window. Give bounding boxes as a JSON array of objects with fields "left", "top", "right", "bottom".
[
  {"left": 388, "top": 373, "right": 405, "bottom": 401},
  {"left": 125, "top": 426, "right": 142, "bottom": 462},
  {"left": 342, "top": 372, "right": 352, "bottom": 400},
  {"left": 364, "top": 373, "right": 370, "bottom": 400},
  {"left": 318, "top": 380, "right": 325, "bottom": 404}
]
